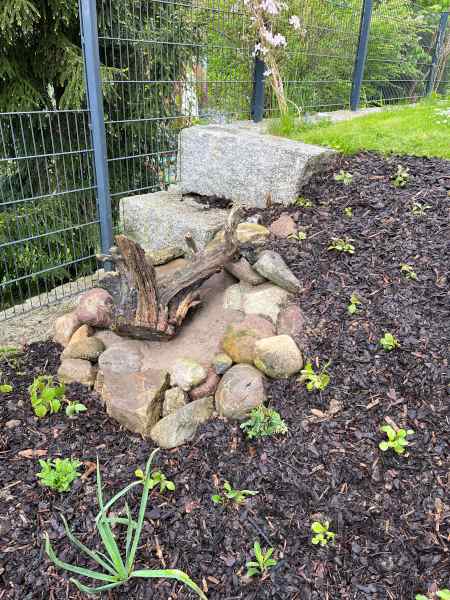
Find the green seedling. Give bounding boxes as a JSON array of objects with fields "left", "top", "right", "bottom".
[
  {"left": 29, "top": 375, "right": 65, "bottom": 418},
  {"left": 0, "top": 383, "right": 13, "bottom": 393},
  {"left": 0, "top": 346, "right": 23, "bottom": 360},
  {"left": 299, "top": 361, "right": 330, "bottom": 392},
  {"left": 344, "top": 207, "right": 353, "bottom": 217},
  {"left": 44, "top": 449, "right": 207, "bottom": 598},
  {"left": 311, "top": 521, "right": 336, "bottom": 546},
  {"left": 411, "top": 202, "right": 431, "bottom": 217},
  {"left": 65, "top": 401, "right": 87, "bottom": 418},
  {"left": 294, "top": 196, "right": 313, "bottom": 208},
  {"left": 37, "top": 458, "right": 82, "bottom": 493},
  {"left": 135, "top": 468, "right": 175, "bottom": 493},
  {"left": 347, "top": 293, "right": 361, "bottom": 315},
  {"left": 212, "top": 481, "right": 258, "bottom": 506},
  {"left": 379, "top": 424, "right": 414, "bottom": 455},
  {"left": 392, "top": 164, "right": 409, "bottom": 188},
  {"left": 289, "top": 230, "right": 307, "bottom": 241},
  {"left": 379, "top": 332, "right": 400, "bottom": 351},
  {"left": 240, "top": 405, "right": 288, "bottom": 440},
  {"left": 328, "top": 238, "right": 355, "bottom": 254},
  {"left": 400, "top": 263, "right": 417, "bottom": 280},
  {"left": 416, "top": 590, "right": 450, "bottom": 600},
  {"left": 334, "top": 170, "right": 353, "bottom": 185},
  {"left": 246, "top": 541, "right": 277, "bottom": 577}
]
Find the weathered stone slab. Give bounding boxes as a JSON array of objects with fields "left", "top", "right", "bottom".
[
  {"left": 120, "top": 191, "right": 229, "bottom": 252},
  {"left": 179, "top": 124, "right": 336, "bottom": 208}
]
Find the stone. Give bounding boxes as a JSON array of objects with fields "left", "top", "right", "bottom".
[
  {"left": 104, "top": 369, "right": 170, "bottom": 436},
  {"left": 120, "top": 191, "right": 229, "bottom": 252},
  {"left": 62, "top": 337, "right": 105, "bottom": 362},
  {"left": 253, "top": 251, "right": 301, "bottom": 293},
  {"left": 179, "top": 123, "right": 336, "bottom": 207},
  {"left": 54, "top": 312, "right": 80, "bottom": 347},
  {"left": 213, "top": 222, "right": 270, "bottom": 245},
  {"left": 69, "top": 324, "right": 94, "bottom": 345},
  {"left": 190, "top": 368, "right": 220, "bottom": 400},
  {"left": 163, "top": 387, "right": 187, "bottom": 417},
  {"left": 150, "top": 397, "right": 215, "bottom": 449},
  {"left": 253, "top": 335, "right": 303, "bottom": 379},
  {"left": 277, "top": 304, "right": 306, "bottom": 341},
  {"left": 76, "top": 288, "right": 114, "bottom": 328},
  {"left": 242, "top": 283, "right": 290, "bottom": 324},
  {"left": 223, "top": 282, "right": 251, "bottom": 312},
  {"left": 156, "top": 258, "right": 189, "bottom": 281},
  {"left": 146, "top": 246, "right": 184, "bottom": 266},
  {"left": 225, "top": 257, "right": 266, "bottom": 285},
  {"left": 215, "top": 364, "right": 266, "bottom": 420},
  {"left": 99, "top": 342, "right": 143, "bottom": 375},
  {"left": 94, "top": 329, "right": 123, "bottom": 349},
  {"left": 212, "top": 353, "right": 233, "bottom": 375},
  {"left": 170, "top": 358, "right": 208, "bottom": 391},
  {"left": 221, "top": 315, "right": 275, "bottom": 364},
  {"left": 269, "top": 213, "right": 297, "bottom": 238},
  {"left": 5, "top": 419, "right": 21, "bottom": 429},
  {"left": 58, "top": 359, "right": 97, "bottom": 387}
]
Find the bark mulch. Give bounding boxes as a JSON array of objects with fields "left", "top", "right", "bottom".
[{"left": 0, "top": 152, "right": 449, "bottom": 600}]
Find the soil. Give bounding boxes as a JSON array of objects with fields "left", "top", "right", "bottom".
[{"left": 1, "top": 152, "right": 449, "bottom": 600}]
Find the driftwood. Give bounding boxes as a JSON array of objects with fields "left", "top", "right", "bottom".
[{"left": 97, "top": 206, "right": 242, "bottom": 340}]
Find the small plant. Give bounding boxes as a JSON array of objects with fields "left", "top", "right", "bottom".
[
  {"left": 37, "top": 458, "right": 82, "bottom": 493},
  {"left": 347, "top": 293, "right": 361, "bottom": 315},
  {"left": 344, "top": 207, "right": 353, "bottom": 218},
  {"left": 289, "top": 230, "right": 307, "bottom": 241},
  {"left": 295, "top": 196, "right": 313, "bottom": 208},
  {"left": 135, "top": 468, "right": 175, "bottom": 493},
  {"left": 0, "top": 383, "right": 13, "bottom": 393},
  {"left": 240, "top": 405, "right": 288, "bottom": 440},
  {"left": 246, "top": 541, "right": 277, "bottom": 577},
  {"left": 212, "top": 481, "right": 258, "bottom": 506},
  {"left": 416, "top": 590, "right": 450, "bottom": 600},
  {"left": 379, "top": 424, "right": 414, "bottom": 455},
  {"left": 379, "top": 332, "right": 400, "bottom": 351},
  {"left": 334, "top": 170, "right": 353, "bottom": 185},
  {"left": 328, "top": 238, "right": 355, "bottom": 254},
  {"left": 65, "top": 401, "right": 87, "bottom": 417},
  {"left": 400, "top": 263, "right": 418, "bottom": 280},
  {"left": 44, "top": 450, "right": 207, "bottom": 598},
  {"left": 392, "top": 164, "right": 409, "bottom": 188},
  {"left": 29, "top": 375, "right": 65, "bottom": 418},
  {"left": 299, "top": 361, "right": 330, "bottom": 392},
  {"left": 411, "top": 202, "right": 431, "bottom": 217},
  {"left": 311, "top": 521, "right": 336, "bottom": 546}
]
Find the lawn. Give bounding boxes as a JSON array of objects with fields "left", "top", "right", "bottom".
[{"left": 268, "top": 97, "right": 450, "bottom": 159}]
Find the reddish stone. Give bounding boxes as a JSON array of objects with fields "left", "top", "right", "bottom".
[
  {"left": 277, "top": 304, "right": 306, "bottom": 341},
  {"left": 269, "top": 213, "right": 297, "bottom": 238},
  {"left": 76, "top": 288, "right": 113, "bottom": 328}
]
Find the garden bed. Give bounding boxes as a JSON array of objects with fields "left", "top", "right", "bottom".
[{"left": 1, "top": 152, "right": 449, "bottom": 600}]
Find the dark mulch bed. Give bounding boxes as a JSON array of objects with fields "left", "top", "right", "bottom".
[{"left": 1, "top": 152, "right": 449, "bottom": 600}]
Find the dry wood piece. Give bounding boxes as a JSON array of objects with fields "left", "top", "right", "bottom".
[{"left": 97, "top": 206, "right": 242, "bottom": 340}]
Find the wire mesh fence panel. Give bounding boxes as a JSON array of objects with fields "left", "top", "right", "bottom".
[
  {"left": 0, "top": 110, "right": 100, "bottom": 320},
  {"left": 361, "top": 0, "right": 443, "bottom": 106}
]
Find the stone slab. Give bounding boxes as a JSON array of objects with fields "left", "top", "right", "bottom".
[
  {"left": 178, "top": 124, "right": 336, "bottom": 208},
  {"left": 120, "top": 191, "right": 229, "bottom": 252}
]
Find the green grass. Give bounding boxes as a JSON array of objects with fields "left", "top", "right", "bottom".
[{"left": 268, "top": 97, "right": 450, "bottom": 159}]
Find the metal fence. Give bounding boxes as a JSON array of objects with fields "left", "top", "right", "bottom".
[{"left": 0, "top": 0, "right": 449, "bottom": 321}]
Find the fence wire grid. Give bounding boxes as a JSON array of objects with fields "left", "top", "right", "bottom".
[{"left": 0, "top": 0, "right": 449, "bottom": 321}]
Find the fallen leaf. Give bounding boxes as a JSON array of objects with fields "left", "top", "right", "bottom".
[
  {"left": 17, "top": 449, "right": 47, "bottom": 459},
  {"left": 81, "top": 461, "right": 96, "bottom": 481}
]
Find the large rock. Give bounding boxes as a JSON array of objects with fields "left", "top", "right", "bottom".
[
  {"left": 212, "top": 353, "right": 233, "bottom": 375},
  {"left": 270, "top": 213, "right": 297, "bottom": 238},
  {"left": 62, "top": 337, "right": 105, "bottom": 362},
  {"left": 163, "top": 387, "right": 187, "bottom": 417},
  {"left": 190, "top": 368, "right": 220, "bottom": 400},
  {"left": 76, "top": 288, "right": 114, "bottom": 328},
  {"left": 277, "top": 304, "right": 306, "bottom": 341},
  {"left": 103, "top": 369, "right": 170, "bottom": 436},
  {"left": 253, "top": 251, "right": 301, "bottom": 293},
  {"left": 120, "top": 191, "right": 228, "bottom": 252},
  {"left": 54, "top": 312, "right": 80, "bottom": 347},
  {"left": 146, "top": 246, "right": 184, "bottom": 266},
  {"left": 98, "top": 342, "right": 143, "bottom": 375},
  {"left": 58, "top": 359, "right": 97, "bottom": 387},
  {"left": 170, "top": 358, "right": 208, "bottom": 391},
  {"left": 224, "top": 282, "right": 290, "bottom": 324},
  {"left": 179, "top": 123, "right": 336, "bottom": 207},
  {"left": 221, "top": 315, "right": 275, "bottom": 364},
  {"left": 69, "top": 324, "right": 94, "bottom": 345},
  {"left": 215, "top": 364, "right": 266, "bottom": 420},
  {"left": 254, "top": 335, "right": 303, "bottom": 379},
  {"left": 150, "top": 397, "right": 215, "bottom": 448},
  {"left": 213, "top": 222, "right": 270, "bottom": 245},
  {"left": 225, "top": 257, "right": 266, "bottom": 285}
]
